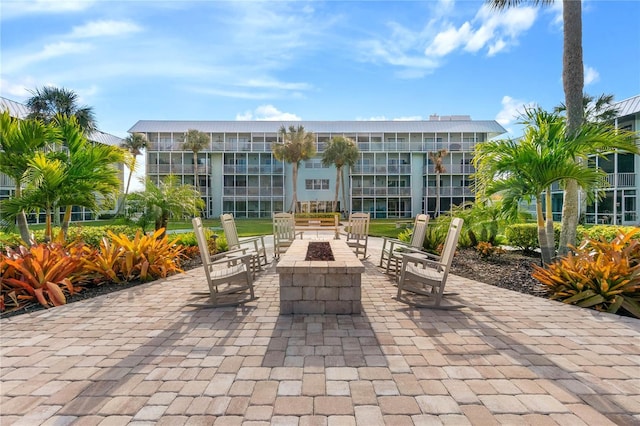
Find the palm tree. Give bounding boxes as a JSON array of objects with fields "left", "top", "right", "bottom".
[
  {"left": 272, "top": 125, "right": 316, "bottom": 213},
  {"left": 118, "top": 133, "right": 148, "bottom": 215},
  {"left": 488, "top": 0, "right": 584, "bottom": 256},
  {"left": 429, "top": 149, "right": 448, "bottom": 217},
  {"left": 474, "top": 107, "right": 638, "bottom": 264},
  {"left": 182, "top": 129, "right": 209, "bottom": 191},
  {"left": 322, "top": 136, "right": 359, "bottom": 213},
  {"left": 54, "top": 116, "right": 127, "bottom": 240},
  {"left": 0, "top": 111, "right": 59, "bottom": 244},
  {"left": 26, "top": 86, "right": 97, "bottom": 135},
  {"left": 127, "top": 175, "right": 204, "bottom": 238}
]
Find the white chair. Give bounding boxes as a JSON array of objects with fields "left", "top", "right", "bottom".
[
  {"left": 220, "top": 213, "right": 268, "bottom": 276},
  {"left": 190, "top": 217, "right": 256, "bottom": 307},
  {"left": 272, "top": 212, "right": 303, "bottom": 259},
  {"left": 396, "top": 217, "right": 464, "bottom": 309},
  {"left": 380, "top": 214, "right": 429, "bottom": 277},
  {"left": 343, "top": 212, "right": 370, "bottom": 259}
]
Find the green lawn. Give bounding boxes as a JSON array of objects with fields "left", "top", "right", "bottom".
[{"left": 22, "top": 217, "right": 406, "bottom": 239}]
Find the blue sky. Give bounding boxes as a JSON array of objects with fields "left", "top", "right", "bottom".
[{"left": 1, "top": 0, "right": 639, "bottom": 141}]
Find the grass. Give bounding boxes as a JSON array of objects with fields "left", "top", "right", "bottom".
[{"left": 16, "top": 217, "right": 407, "bottom": 239}]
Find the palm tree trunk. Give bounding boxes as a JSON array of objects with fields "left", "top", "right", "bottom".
[
  {"left": 341, "top": 168, "right": 348, "bottom": 216},
  {"left": 117, "top": 157, "right": 136, "bottom": 216},
  {"left": 193, "top": 152, "right": 199, "bottom": 191},
  {"left": 558, "top": 0, "right": 584, "bottom": 255},
  {"left": 536, "top": 197, "right": 552, "bottom": 265},
  {"left": 435, "top": 173, "right": 441, "bottom": 217},
  {"left": 333, "top": 167, "right": 340, "bottom": 212},
  {"left": 291, "top": 162, "right": 299, "bottom": 213},
  {"left": 545, "top": 188, "right": 555, "bottom": 260},
  {"left": 44, "top": 208, "right": 53, "bottom": 243},
  {"left": 14, "top": 184, "right": 33, "bottom": 245},
  {"left": 58, "top": 205, "right": 73, "bottom": 242}
]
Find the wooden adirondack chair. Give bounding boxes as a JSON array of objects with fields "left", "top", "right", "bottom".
[
  {"left": 272, "top": 212, "right": 303, "bottom": 259},
  {"left": 380, "top": 214, "right": 429, "bottom": 277},
  {"left": 343, "top": 212, "right": 370, "bottom": 259},
  {"left": 220, "top": 213, "right": 268, "bottom": 276}
]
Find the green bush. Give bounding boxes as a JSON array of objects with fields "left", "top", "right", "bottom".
[
  {"left": 294, "top": 213, "right": 339, "bottom": 219},
  {"left": 29, "top": 225, "right": 139, "bottom": 248},
  {"left": 505, "top": 223, "right": 561, "bottom": 251},
  {"left": 577, "top": 225, "right": 640, "bottom": 242}
]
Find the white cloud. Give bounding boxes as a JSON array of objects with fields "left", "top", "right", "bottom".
[
  {"left": 69, "top": 20, "right": 143, "bottom": 39},
  {"left": 3, "top": 41, "right": 92, "bottom": 73},
  {"left": 426, "top": 5, "right": 537, "bottom": 58},
  {"left": 584, "top": 65, "right": 600, "bottom": 86},
  {"left": 236, "top": 105, "right": 301, "bottom": 121},
  {"left": 495, "top": 95, "right": 535, "bottom": 127}
]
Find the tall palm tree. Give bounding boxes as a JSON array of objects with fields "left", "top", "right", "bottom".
[
  {"left": 474, "top": 107, "right": 638, "bottom": 264},
  {"left": 182, "top": 129, "right": 209, "bottom": 191},
  {"left": 26, "top": 86, "right": 97, "bottom": 135},
  {"left": 118, "top": 133, "right": 148, "bottom": 215},
  {"left": 272, "top": 125, "right": 316, "bottom": 213},
  {"left": 429, "top": 149, "right": 448, "bottom": 217},
  {"left": 0, "top": 111, "right": 59, "bottom": 244},
  {"left": 322, "top": 136, "right": 359, "bottom": 213},
  {"left": 127, "top": 175, "right": 204, "bottom": 238},
  {"left": 488, "top": 0, "right": 584, "bottom": 255}
]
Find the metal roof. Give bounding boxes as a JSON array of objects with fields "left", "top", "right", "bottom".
[
  {"left": 615, "top": 94, "right": 640, "bottom": 119},
  {"left": 0, "top": 96, "right": 29, "bottom": 119},
  {"left": 0, "top": 96, "right": 122, "bottom": 146},
  {"left": 128, "top": 119, "right": 507, "bottom": 136}
]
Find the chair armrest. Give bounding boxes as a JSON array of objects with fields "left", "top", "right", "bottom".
[
  {"left": 210, "top": 251, "right": 251, "bottom": 266},
  {"left": 401, "top": 252, "right": 444, "bottom": 270}
]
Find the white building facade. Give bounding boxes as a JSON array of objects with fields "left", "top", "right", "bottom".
[{"left": 129, "top": 117, "right": 506, "bottom": 219}]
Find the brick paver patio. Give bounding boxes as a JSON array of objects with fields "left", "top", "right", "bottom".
[{"left": 1, "top": 235, "right": 639, "bottom": 425}]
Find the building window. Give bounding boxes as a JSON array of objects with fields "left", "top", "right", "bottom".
[{"left": 305, "top": 179, "right": 329, "bottom": 190}]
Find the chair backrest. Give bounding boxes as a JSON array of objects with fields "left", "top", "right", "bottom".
[
  {"left": 347, "top": 212, "right": 370, "bottom": 239},
  {"left": 273, "top": 212, "right": 296, "bottom": 241},
  {"left": 220, "top": 213, "right": 241, "bottom": 250},
  {"left": 192, "top": 217, "right": 212, "bottom": 265},
  {"left": 409, "top": 214, "right": 430, "bottom": 248},
  {"left": 441, "top": 218, "right": 464, "bottom": 272}
]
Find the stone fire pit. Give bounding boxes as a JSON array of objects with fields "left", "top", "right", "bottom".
[{"left": 276, "top": 239, "right": 365, "bottom": 314}]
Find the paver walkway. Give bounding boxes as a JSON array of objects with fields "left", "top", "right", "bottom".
[{"left": 1, "top": 236, "right": 640, "bottom": 425}]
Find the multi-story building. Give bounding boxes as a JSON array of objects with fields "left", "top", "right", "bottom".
[
  {"left": 129, "top": 116, "right": 506, "bottom": 219},
  {"left": 549, "top": 94, "right": 640, "bottom": 225},
  {"left": 0, "top": 96, "right": 125, "bottom": 223}
]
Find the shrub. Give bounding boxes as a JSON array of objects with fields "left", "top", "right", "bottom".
[
  {"left": 577, "top": 225, "right": 640, "bottom": 242},
  {"left": 397, "top": 227, "right": 412, "bottom": 243},
  {"left": 505, "top": 223, "right": 561, "bottom": 252},
  {"left": 532, "top": 229, "right": 640, "bottom": 318},
  {"left": 1, "top": 242, "right": 87, "bottom": 311},
  {"left": 475, "top": 242, "right": 506, "bottom": 259},
  {"left": 83, "top": 228, "right": 185, "bottom": 283},
  {"left": 30, "top": 225, "right": 139, "bottom": 248}
]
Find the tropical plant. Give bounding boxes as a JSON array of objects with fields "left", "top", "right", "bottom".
[
  {"left": 83, "top": 228, "right": 185, "bottom": 283},
  {"left": 429, "top": 149, "right": 447, "bottom": 217},
  {"left": 54, "top": 116, "right": 127, "bottom": 240},
  {"left": 127, "top": 175, "right": 204, "bottom": 238},
  {"left": 118, "top": 133, "right": 148, "bottom": 215},
  {"left": 555, "top": 93, "right": 620, "bottom": 124},
  {"left": 182, "top": 129, "right": 209, "bottom": 192},
  {"left": 474, "top": 107, "right": 637, "bottom": 265},
  {"left": 0, "top": 111, "right": 59, "bottom": 245},
  {"left": 488, "top": 0, "right": 585, "bottom": 257},
  {"left": 1, "top": 242, "right": 86, "bottom": 310},
  {"left": 532, "top": 229, "right": 640, "bottom": 318},
  {"left": 26, "top": 86, "right": 97, "bottom": 134},
  {"left": 322, "top": 136, "right": 359, "bottom": 213},
  {"left": 272, "top": 125, "right": 316, "bottom": 213}
]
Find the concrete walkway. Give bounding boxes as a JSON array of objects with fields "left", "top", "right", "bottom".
[{"left": 2, "top": 235, "right": 640, "bottom": 425}]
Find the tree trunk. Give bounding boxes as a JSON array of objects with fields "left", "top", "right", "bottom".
[
  {"left": 435, "top": 173, "right": 441, "bottom": 217},
  {"left": 14, "top": 184, "right": 33, "bottom": 245},
  {"left": 333, "top": 167, "right": 340, "bottom": 212},
  {"left": 58, "top": 205, "right": 73, "bottom": 242},
  {"left": 545, "top": 189, "right": 556, "bottom": 260},
  {"left": 117, "top": 157, "right": 136, "bottom": 216},
  {"left": 44, "top": 209, "right": 53, "bottom": 243},
  {"left": 536, "top": 197, "right": 552, "bottom": 265},
  {"left": 558, "top": 0, "right": 584, "bottom": 255},
  {"left": 193, "top": 152, "right": 199, "bottom": 191},
  {"left": 291, "top": 162, "right": 299, "bottom": 213},
  {"left": 341, "top": 168, "right": 348, "bottom": 216}
]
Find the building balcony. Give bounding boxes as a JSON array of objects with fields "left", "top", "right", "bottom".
[
  {"left": 148, "top": 164, "right": 210, "bottom": 174},
  {"left": 223, "top": 187, "right": 284, "bottom": 197},
  {"left": 352, "top": 165, "right": 411, "bottom": 175},
  {"left": 424, "top": 187, "right": 473, "bottom": 196},
  {"left": 352, "top": 187, "right": 411, "bottom": 196},
  {"left": 605, "top": 172, "right": 636, "bottom": 187},
  {"left": 423, "top": 165, "right": 475, "bottom": 174},
  {"left": 223, "top": 165, "right": 284, "bottom": 174}
]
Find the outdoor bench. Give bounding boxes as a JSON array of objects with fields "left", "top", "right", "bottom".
[{"left": 295, "top": 215, "right": 340, "bottom": 239}]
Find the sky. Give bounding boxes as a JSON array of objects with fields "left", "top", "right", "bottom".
[{"left": 1, "top": 0, "right": 639, "bottom": 139}]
